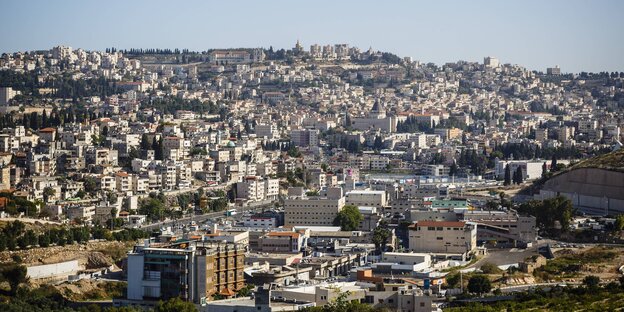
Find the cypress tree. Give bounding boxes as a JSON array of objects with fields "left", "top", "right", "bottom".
[
  {"left": 503, "top": 164, "right": 511, "bottom": 186},
  {"left": 514, "top": 166, "right": 524, "bottom": 184}
]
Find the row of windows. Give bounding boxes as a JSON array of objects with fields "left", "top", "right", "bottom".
[
  {"left": 424, "top": 227, "right": 462, "bottom": 231},
  {"left": 412, "top": 236, "right": 465, "bottom": 240}
]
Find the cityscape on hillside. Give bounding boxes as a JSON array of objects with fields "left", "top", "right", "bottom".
[{"left": 1, "top": 2, "right": 624, "bottom": 312}]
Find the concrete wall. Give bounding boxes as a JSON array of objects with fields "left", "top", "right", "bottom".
[
  {"left": 538, "top": 189, "right": 624, "bottom": 215},
  {"left": 539, "top": 168, "right": 624, "bottom": 215},
  {"left": 27, "top": 260, "right": 80, "bottom": 279}
]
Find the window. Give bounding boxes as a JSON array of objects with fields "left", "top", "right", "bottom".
[
  {"left": 436, "top": 237, "right": 443, "bottom": 240},
  {"left": 436, "top": 227, "right": 443, "bottom": 231},
  {"left": 420, "top": 302, "right": 425, "bottom": 307},
  {"left": 427, "top": 227, "right": 435, "bottom": 231}
]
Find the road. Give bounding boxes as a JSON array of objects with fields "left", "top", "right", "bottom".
[{"left": 140, "top": 200, "right": 276, "bottom": 231}]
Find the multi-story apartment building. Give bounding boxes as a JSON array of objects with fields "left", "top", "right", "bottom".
[
  {"left": 408, "top": 220, "right": 477, "bottom": 257},
  {"left": 421, "top": 164, "right": 450, "bottom": 177},
  {"left": 462, "top": 210, "right": 537, "bottom": 245},
  {"left": 255, "top": 124, "right": 279, "bottom": 140},
  {"left": 127, "top": 241, "right": 245, "bottom": 304},
  {"left": 115, "top": 171, "right": 132, "bottom": 193},
  {"left": 0, "top": 87, "right": 19, "bottom": 105},
  {"left": 235, "top": 176, "right": 279, "bottom": 202},
  {"left": 236, "top": 176, "right": 265, "bottom": 201},
  {"left": 284, "top": 188, "right": 345, "bottom": 226},
  {"left": 290, "top": 129, "right": 319, "bottom": 147},
  {"left": 257, "top": 231, "right": 305, "bottom": 253}
]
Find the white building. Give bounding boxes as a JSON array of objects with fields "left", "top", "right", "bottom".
[
  {"left": 484, "top": 56, "right": 500, "bottom": 68},
  {"left": 284, "top": 188, "right": 345, "bottom": 226},
  {"left": 345, "top": 190, "right": 387, "bottom": 209},
  {"left": 0, "top": 87, "right": 19, "bottom": 105}
]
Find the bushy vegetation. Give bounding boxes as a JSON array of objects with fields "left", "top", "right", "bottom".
[
  {"left": 0, "top": 283, "right": 195, "bottom": 312},
  {"left": 517, "top": 196, "right": 574, "bottom": 233},
  {"left": 533, "top": 247, "right": 617, "bottom": 281},
  {"left": 0, "top": 220, "right": 149, "bottom": 252},
  {"left": 446, "top": 276, "right": 624, "bottom": 311},
  {"left": 479, "top": 262, "right": 503, "bottom": 274}
]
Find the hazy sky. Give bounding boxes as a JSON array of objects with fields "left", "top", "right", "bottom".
[{"left": 2, "top": 0, "right": 623, "bottom": 73}]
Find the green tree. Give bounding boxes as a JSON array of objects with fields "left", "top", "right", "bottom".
[
  {"left": 444, "top": 272, "right": 461, "bottom": 289},
  {"left": 154, "top": 297, "right": 198, "bottom": 312},
  {"left": 583, "top": 275, "right": 600, "bottom": 289},
  {"left": 140, "top": 133, "right": 151, "bottom": 151},
  {"left": 449, "top": 163, "right": 458, "bottom": 176},
  {"left": 333, "top": 205, "right": 363, "bottom": 231},
  {"left": 177, "top": 194, "right": 192, "bottom": 213},
  {"left": 514, "top": 166, "right": 523, "bottom": 184},
  {"left": 43, "top": 187, "right": 56, "bottom": 203},
  {"left": 550, "top": 155, "right": 558, "bottom": 172},
  {"left": 23, "top": 230, "right": 38, "bottom": 247},
  {"left": 4, "top": 220, "right": 26, "bottom": 237},
  {"left": 38, "top": 233, "right": 51, "bottom": 247},
  {"left": 0, "top": 233, "right": 6, "bottom": 251},
  {"left": 1, "top": 264, "right": 28, "bottom": 295},
  {"left": 503, "top": 164, "right": 511, "bottom": 186},
  {"left": 373, "top": 136, "right": 384, "bottom": 150},
  {"left": 237, "top": 284, "right": 254, "bottom": 297},
  {"left": 614, "top": 214, "right": 624, "bottom": 231},
  {"left": 140, "top": 197, "right": 166, "bottom": 221},
  {"left": 287, "top": 145, "right": 301, "bottom": 158},
  {"left": 518, "top": 196, "right": 574, "bottom": 232},
  {"left": 154, "top": 136, "right": 164, "bottom": 160},
  {"left": 467, "top": 274, "right": 492, "bottom": 295},
  {"left": 372, "top": 226, "right": 392, "bottom": 254},
  {"left": 83, "top": 176, "right": 98, "bottom": 194},
  {"left": 480, "top": 262, "right": 503, "bottom": 274}
]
